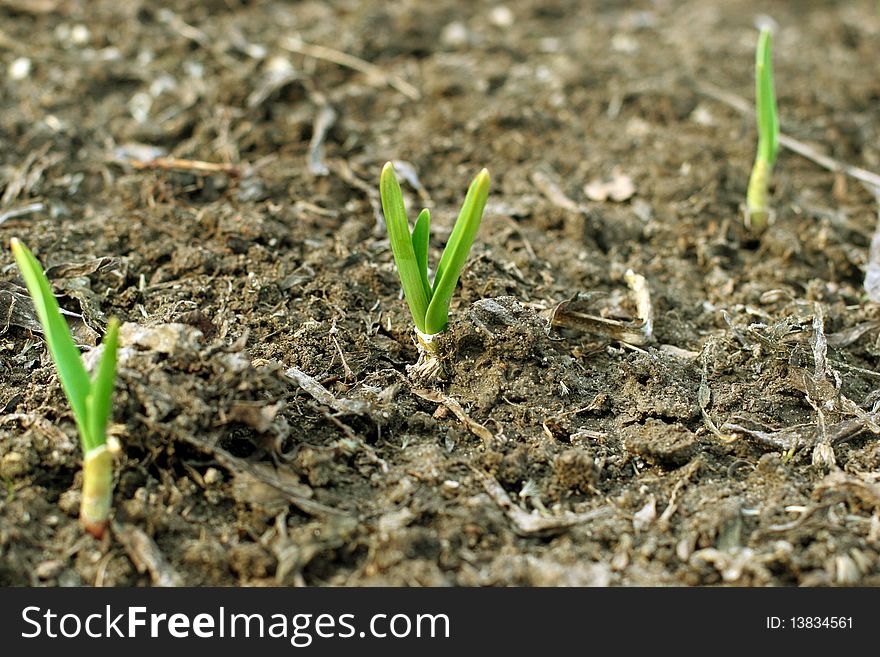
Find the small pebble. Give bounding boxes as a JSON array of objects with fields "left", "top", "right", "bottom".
[
  {"left": 441, "top": 22, "right": 470, "bottom": 48},
  {"left": 690, "top": 104, "right": 715, "bottom": 126},
  {"left": 9, "top": 57, "right": 31, "bottom": 81},
  {"left": 44, "top": 115, "right": 63, "bottom": 132},
  {"left": 489, "top": 6, "right": 514, "bottom": 28},
  {"left": 0, "top": 452, "right": 25, "bottom": 478},
  {"left": 632, "top": 496, "right": 657, "bottom": 532},
  {"left": 129, "top": 91, "right": 152, "bottom": 123},
  {"left": 58, "top": 489, "right": 81, "bottom": 517},
  {"left": 70, "top": 24, "right": 90, "bottom": 46},
  {"left": 266, "top": 55, "right": 295, "bottom": 76},
  {"left": 36, "top": 560, "right": 64, "bottom": 580},
  {"left": 203, "top": 467, "right": 223, "bottom": 486}
]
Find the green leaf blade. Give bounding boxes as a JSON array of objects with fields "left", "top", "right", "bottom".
[
  {"left": 10, "top": 239, "right": 90, "bottom": 433},
  {"left": 756, "top": 27, "right": 778, "bottom": 166},
  {"left": 380, "top": 163, "right": 430, "bottom": 332},
  {"left": 425, "top": 169, "right": 490, "bottom": 334},
  {"left": 84, "top": 318, "right": 119, "bottom": 452},
  {"left": 412, "top": 208, "right": 432, "bottom": 301}
]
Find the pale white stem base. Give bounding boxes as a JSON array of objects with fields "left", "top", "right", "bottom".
[
  {"left": 80, "top": 443, "right": 115, "bottom": 539},
  {"left": 407, "top": 329, "right": 445, "bottom": 381}
]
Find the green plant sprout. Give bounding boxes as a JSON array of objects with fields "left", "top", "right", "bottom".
[
  {"left": 10, "top": 238, "right": 119, "bottom": 538},
  {"left": 380, "top": 162, "right": 489, "bottom": 375},
  {"left": 745, "top": 26, "right": 779, "bottom": 232}
]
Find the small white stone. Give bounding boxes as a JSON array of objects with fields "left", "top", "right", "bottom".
[
  {"left": 203, "top": 467, "right": 223, "bottom": 485},
  {"left": 691, "top": 104, "right": 715, "bottom": 126},
  {"left": 632, "top": 496, "right": 657, "bottom": 532},
  {"left": 183, "top": 60, "right": 204, "bottom": 79},
  {"left": 70, "top": 24, "right": 91, "bottom": 46},
  {"left": 9, "top": 57, "right": 31, "bottom": 81},
  {"left": 137, "top": 49, "right": 155, "bottom": 66},
  {"left": 129, "top": 91, "right": 153, "bottom": 123},
  {"left": 96, "top": 46, "right": 121, "bottom": 62},
  {"left": 44, "top": 115, "right": 63, "bottom": 132},
  {"left": 441, "top": 22, "right": 470, "bottom": 48},
  {"left": 36, "top": 560, "right": 64, "bottom": 580},
  {"left": 489, "top": 6, "right": 514, "bottom": 28},
  {"left": 266, "top": 55, "right": 295, "bottom": 76}
]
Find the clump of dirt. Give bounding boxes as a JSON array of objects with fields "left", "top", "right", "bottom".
[{"left": 2, "top": 0, "right": 880, "bottom": 586}]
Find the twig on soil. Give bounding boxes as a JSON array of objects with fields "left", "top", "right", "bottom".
[
  {"left": 546, "top": 297, "right": 649, "bottom": 345},
  {"left": 473, "top": 469, "right": 610, "bottom": 537},
  {"left": 767, "top": 503, "right": 831, "bottom": 532},
  {"left": 279, "top": 36, "right": 420, "bottom": 101},
  {"left": 720, "top": 420, "right": 807, "bottom": 451},
  {"left": 556, "top": 393, "right": 608, "bottom": 418},
  {"left": 111, "top": 521, "right": 184, "bottom": 587},
  {"left": 624, "top": 269, "right": 654, "bottom": 342},
  {"left": 284, "top": 366, "right": 369, "bottom": 415},
  {"left": 330, "top": 335, "right": 354, "bottom": 381},
  {"left": 225, "top": 456, "right": 348, "bottom": 519},
  {"left": 328, "top": 319, "right": 355, "bottom": 381},
  {"left": 697, "top": 81, "right": 880, "bottom": 193},
  {"left": 825, "top": 321, "right": 880, "bottom": 348},
  {"left": 825, "top": 411, "right": 880, "bottom": 445},
  {"left": 699, "top": 340, "right": 735, "bottom": 441},
  {"left": 156, "top": 8, "right": 209, "bottom": 47},
  {"left": 180, "top": 432, "right": 350, "bottom": 519},
  {"left": 720, "top": 310, "right": 752, "bottom": 348},
  {"left": 128, "top": 157, "right": 242, "bottom": 177},
  {"left": 723, "top": 406, "right": 880, "bottom": 453},
  {"left": 0, "top": 1, "right": 66, "bottom": 16},
  {"left": 247, "top": 59, "right": 300, "bottom": 109},
  {"left": 0, "top": 202, "right": 44, "bottom": 225},
  {"left": 863, "top": 186, "right": 880, "bottom": 302},
  {"left": 805, "top": 307, "right": 836, "bottom": 469},
  {"left": 530, "top": 169, "right": 581, "bottom": 212},
  {"left": 827, "top": 359, "right": 880, "bottom": 381},
  {"left": 412, "top": 388, "right": 494, "bottom": 444},
  {"left": 2, "top": 143, "right": 61, "bottom": 206},
  {"left": 307, "top": 104, "right": 337, "bottom": 176},
  {"left": 284, "top": 365, "right": 386, "bottom": 472}
]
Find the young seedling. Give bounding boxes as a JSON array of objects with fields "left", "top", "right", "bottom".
[
  {"left": 745, "top": 26, "right": 779, "bottom": 232},
  {"left": 10, "top": 238, "right": 119, "bottom": 538},
  {"left": 380, "top": 162, "right": 490, "bottom": 377}
]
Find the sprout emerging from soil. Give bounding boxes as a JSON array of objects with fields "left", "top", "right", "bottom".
[
  {"left": 380, "top": 162, "right": 490, "bottom": 377},
  {"left": 745, "top": 27, "right": 779, "bottom": 232},
  {"left": 10, "top": 238, "right": 119, "bottom": 538}
]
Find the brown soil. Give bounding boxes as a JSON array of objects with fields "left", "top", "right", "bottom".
[{"left": 2, "top": 0, "right": 880, "bottom": 586}]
